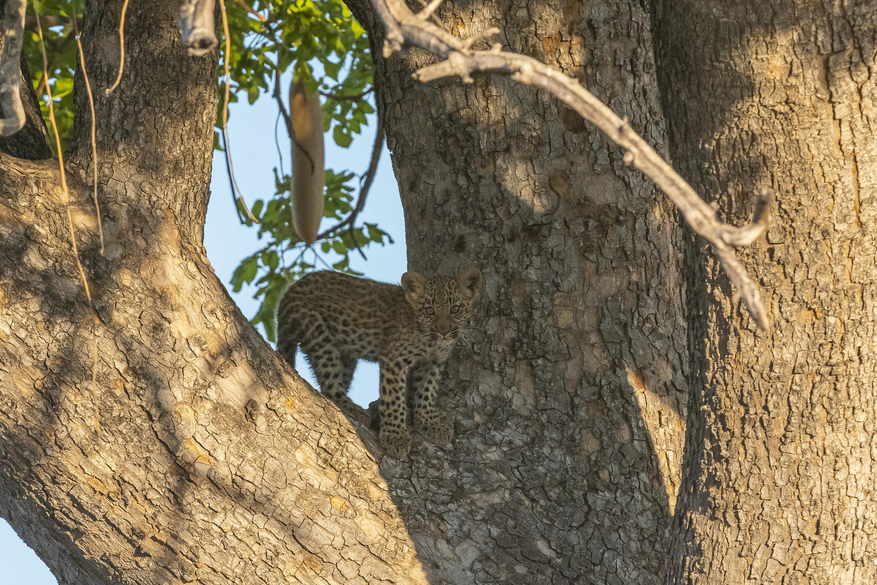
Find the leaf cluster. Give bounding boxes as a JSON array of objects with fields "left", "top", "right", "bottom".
[
  {"left": 23, "top": 0, "right": 80, "bottom": 151},
  {"left": 221, "top": 0, "right": 386, "bottom": 341},
  {"left": 22, "top": 0, "right": 392, "bottom": 341},
  {"left": 230, "top": 167, "right": 392, "bottom": 341},
  {"left": 221, "top": 0, "right": 374, "bottom": 144}
]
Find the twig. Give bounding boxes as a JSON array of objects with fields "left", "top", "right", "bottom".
[
  {"left": 73, "top": 0, "right": 104, "bottom": 254},
  {"left": 218, "top": 0, "right": 258, "bottom": 224},
  {"left": 274, "top": 110, "right": 285, "bottom": 177},
  {"left": 411, "top": 0, "right": 443, "bottom": 26},
  {"left": 24, "top": 15, "right": 81, "bottom": 30},
  {"left": 417, "top": 0, "right": 444, "bottom": 23},
  {"left": 0, "top": 0, "right": 26, "bottom": 136},
  {"left": 273, "top": 71, "right": 315, "bottom": 175},
  {"left": 105, "top": 0, "right": 129, "bottom": 94},
  {"left": 179, "top": 0, "right": 217, "bottom": 57},
  {"left": 231, "top": 0, "right": 267, "bottom": 22},
  {"left": 316, "top": 121, "right": 384, "bottom": 241},
  {"left": 318, "top": 87, "right": 374, "bottom": 101},
  {"left": 369, "top": 0, "right": 772, "bottom": 330}
]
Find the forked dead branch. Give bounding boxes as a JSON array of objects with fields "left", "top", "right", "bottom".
[{"left": 369, "top": 0, "right": 773, "bottom": 331}]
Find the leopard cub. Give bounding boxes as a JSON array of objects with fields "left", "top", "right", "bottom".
[{"left": 276, "top": 268, "right": 483, "bottom": 457}]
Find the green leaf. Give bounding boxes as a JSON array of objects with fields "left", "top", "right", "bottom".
[{"left": 333, "top": 125, "right": 352, "bottom": 148}]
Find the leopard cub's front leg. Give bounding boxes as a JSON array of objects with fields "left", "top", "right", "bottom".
[
  {"left": 411, "top": 360, "right": 453, "bottom": 446},
  {"left": 378, "top": 360, "right": 411, "bottom": 457}
]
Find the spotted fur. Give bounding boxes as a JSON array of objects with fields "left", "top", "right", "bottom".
[{"left": 276, "top": 268, "right": 482, "bottom": 457}]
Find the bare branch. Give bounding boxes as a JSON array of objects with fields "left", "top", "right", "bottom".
[
  {"left": 273, "top": 71, "right": 315, "bottom": 175},
  {"left": 460, "top": 26, "right": 500, "bottom": 51},
  {"left": 370, "top": 0, "right": 772, "bottom": 330},
  {"left": 0, "top": 0, "right": 26, "bottom": 136},
  {"left": 319, "top": 87, "right": 375, "bottom": 102},
  {"left": 24, "top": 15, "right": 82, "bottom": 31},
  {"left": 179, "top": 0, "right": 217, "bottom": 57},
  {"left": 316, "top": 122, "right": 385, "bottom": 241},
  {"left": 717, "top": 190, "right": 772, "bottom": 247},
  {"left": 417, "top": 0, "right": 444, "bottom": 23},
  {"left": 410, "top": 0, "right": 443, "bottom": 27},
  {"left": 218, "top": 0, "right": 258, "bottom": 224},
  {"left": 231, "top": 0, "right": 267, "bottom": 22}
]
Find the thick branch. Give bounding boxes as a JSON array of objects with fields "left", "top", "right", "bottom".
[
  {"left": 0, "top": 0, "right": 25, "bottom": 136},
  {"left": 370, "top": 0, "right": 772, "bottom": 330},
  {"left": 179, "top": 0, "right": 217, "bottom": 56}
]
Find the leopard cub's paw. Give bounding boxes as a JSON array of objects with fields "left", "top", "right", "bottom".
[
  {"left": 380, "top": 427, "right": 412, "bottom": 458},
  {"left": 416, "top": 414, "right": 454, "bottom": 446}
]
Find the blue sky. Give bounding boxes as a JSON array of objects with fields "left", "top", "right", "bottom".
[{"left": 0, "top": 80, "right": 404, "bottom": 583}]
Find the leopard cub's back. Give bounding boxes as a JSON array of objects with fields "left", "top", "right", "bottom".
[{"left": 276, "top": 271, "right": 410, "bottom": 366}]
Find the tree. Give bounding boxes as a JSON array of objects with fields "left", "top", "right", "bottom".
[
  {"left": 0, "top": 2, "right": 873, "bottom": 585},
  {"left": 653, "top": 1, "right": 877, "bottom": 582}
]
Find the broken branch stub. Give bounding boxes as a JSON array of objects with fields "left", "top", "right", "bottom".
[
  {"left": 0, "top": 0, "right": 26, "bottom": 136},
  {"left": 179, "top": 0, "right": 217, "bottom": 57},
  {"left": 369, "top": 0, "right": 772, "bottom": 330}
]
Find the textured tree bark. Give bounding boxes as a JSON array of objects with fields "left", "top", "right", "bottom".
[
  {"left": 347, "top": 0, "right": 689, "bottom": 582},
  {"left": 1, "top": 0, "right": 714, "bottom": 582},
  {"left": 0, "top": 1, "right": 428, "bottom": 583},
  {"left": 654, "top": 1, "right": 877, "bottom": 583}
]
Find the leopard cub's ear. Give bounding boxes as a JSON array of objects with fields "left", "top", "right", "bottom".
[
  {"left": 401, "top": 272, "right": 428, "bottom": 306},
  {"left": 456, "top": 267, "right": 483, "bottom": 301}
]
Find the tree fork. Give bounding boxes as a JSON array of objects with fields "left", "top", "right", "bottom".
[{"left": 0, "top": 1, "right": 429, "bottom": 583}]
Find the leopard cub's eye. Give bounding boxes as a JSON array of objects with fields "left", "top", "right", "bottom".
[
  {"left": 450, "top": 304, "right": 461, "bottom": 314},
  {"left": 425, "top": 306, "right": 435, "bottom": 316}
]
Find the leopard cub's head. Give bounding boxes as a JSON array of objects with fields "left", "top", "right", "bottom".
[{"left": 401, "top": 267, "right": 483, "bottom": 342}]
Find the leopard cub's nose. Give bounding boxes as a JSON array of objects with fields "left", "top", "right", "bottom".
[{"left": 435, "top": 316, "right": 451, "bottom": 336}]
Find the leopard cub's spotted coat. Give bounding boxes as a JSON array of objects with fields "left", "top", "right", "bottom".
[{"left": 276, "top": 268, "right": 482, "bottom": 457}]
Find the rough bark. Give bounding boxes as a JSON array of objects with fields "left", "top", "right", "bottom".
[
  {"left": 346, "top": 0, "right": 689, "bottom": 582},
  {"left": 654, "top": 1, "right": 877, "bottom": 583},
  {"left": 0, "top": 1, "right": 428, "bottom": 584}
]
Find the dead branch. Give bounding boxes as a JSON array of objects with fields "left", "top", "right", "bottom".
[
  {"left": 0, "top": 0, "right": 26, "bottom": 136},
  {"left": 316, "top": 121, "right": 385, "bottom": 242},
  {"left": 369, "top": 0, "right": 772, "bottom": 330},
  {"left": 179, "top": 0, "right": 217, "bottom": 57}
]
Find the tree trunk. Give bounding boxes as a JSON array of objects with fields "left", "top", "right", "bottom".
[
  {"left": 654, "top": 1, "right": 877, "bottom": 582},
  {"left": 0, "top": 1, "right": 427, "bottom": 583},
  {"left": 348, "top": 0, "right": 689, "bottom": 582}
]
